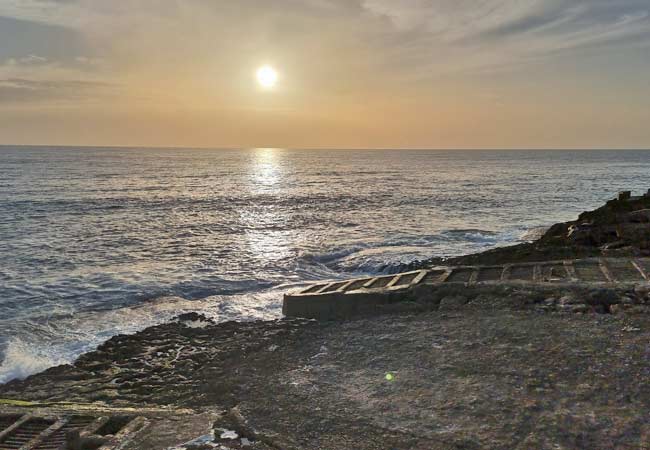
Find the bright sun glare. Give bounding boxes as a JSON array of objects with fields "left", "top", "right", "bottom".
[{"left": 256, "top": 65, "right": 278, "bottom": 89}]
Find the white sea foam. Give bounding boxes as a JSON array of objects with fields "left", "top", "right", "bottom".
[
  {"left": 519, "top": 226, "right": 549, "bottom": 241},
  {"left": 0, "top": 290, "right": 284, "bottom": 384},
  {"left": 0, "top": 339, "right": 68, "bottom": 384}
]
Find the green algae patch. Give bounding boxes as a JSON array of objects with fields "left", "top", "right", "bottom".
[{"left": 0, "top": 398, "right": 38, "bottom": 406}]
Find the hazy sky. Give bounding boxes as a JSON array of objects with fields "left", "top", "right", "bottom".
[{"left": 1, "top": 0, "right": 649, "bottom": 149}]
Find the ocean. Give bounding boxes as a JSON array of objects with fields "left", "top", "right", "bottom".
[{"left": 1, "top": 147, "right": 649, "bottom": 383}]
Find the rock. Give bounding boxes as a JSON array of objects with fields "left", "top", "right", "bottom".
[
  {"left": 400, "top": 193, "right": 650, "bottom": 270},
  {"left": 628, "top": 209, "right": 650, "bottom": 223},
  {"left": 439, "top": 295, "right": 468, "bottom": 311},
  {"left": 218, "top": 429, "right": 239, "bottom": 440},
  {"left": 634, "top": 286, "right": 650, "bottom": 304},
  {"left": 601, "top": 240, "right": 628, "bottom": 251},
  {"left": 543, "top": 298, "right": 557, "bottom": 306},
  {"left": 634, "top": 285, "right": 650, "bottom": 294},
  {"left": 585, "top": 288, "right": 620, "bottom": 306},
  {"left": 540, "top": 194, "right": 650, "bottom": 253},
  {"left": 621, "top": 296, "right": 636, "bottom": 305},
  {"left": 610, "top": 304, "right": 650, "bottom": 315},
  {"left": 623, "top": 306, "right": 650, "bottom": 315},
  {"left": 589, "top": 304, "right": 609, "bottom": 314},
  {"left": 559, "top": 295, "right": 580, "bottom": 306},
  {"left": 571, "top": 304, "right": 589, "bottom": 314},
  {"left": 176, "top": 312, "right": 214, "bottom": 323}
]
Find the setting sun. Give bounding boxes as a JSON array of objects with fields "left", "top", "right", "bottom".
[{"left": 256, "top": 65, "right": 278, "bottom": 89}]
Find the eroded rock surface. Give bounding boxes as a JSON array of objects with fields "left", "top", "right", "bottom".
[{"left": 2, "top": 305, "right": 650, "bottom": 449}]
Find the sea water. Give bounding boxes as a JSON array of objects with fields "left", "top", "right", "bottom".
[{"left": 1, "top": 147, "right": 649, "bottom": 382}]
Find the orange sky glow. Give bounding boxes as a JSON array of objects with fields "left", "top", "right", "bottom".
[{"left": 1, "top": 1, "right": 649, "bottom": 149}]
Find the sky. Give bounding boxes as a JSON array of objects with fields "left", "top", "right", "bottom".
[{"left": 0, "top": 0, "right": 649, "bottom": 149}]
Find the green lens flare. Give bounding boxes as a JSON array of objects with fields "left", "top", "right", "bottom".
[{"left": 385, "top": 373, "right": 394, "bottom": 381}]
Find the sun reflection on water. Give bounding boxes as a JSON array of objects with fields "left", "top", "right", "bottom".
[
  {"left": 243, "top": 148, "right": 292, "bottom": 264},
  {"left": 250, "top": 148, "right": 282, "bottom": 192}
]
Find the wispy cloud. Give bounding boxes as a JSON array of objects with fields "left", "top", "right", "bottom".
[
  {"left": 362, "top": 0, "right": 650, "bottom": 72},
  {"left": 0, "top": 0, "right": 75, "bottom": 27},
  {"left": 0, "top": 77, "right": 113, "bottom": 102},
  {"left": 1, "top": 0, "right": 648, "bottom": 76},
  {"left": 5, "top": 54, "right": 48, "bottom": 66}
]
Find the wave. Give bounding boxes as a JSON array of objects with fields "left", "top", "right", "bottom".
[
  {"left": 519, "top": 226, "right": 549, "bottom": 241},
  {"left": 0, "top": 290, "right": 284, "bottom": 384},
  {"left": 0, "top": 339, "right": 70, "bottom": 385},
  {"left": 294, "top": 228, "right": 517, "bottom": 276},
  {"left": 440, "top": 229, "right": 499, "bottom": 237}
]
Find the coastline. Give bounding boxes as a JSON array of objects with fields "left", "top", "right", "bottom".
[
  {"left": 2, "top": 308, "right": 649, "bottom": 449},
  {"left": 2, "top": 193, "right": 650, "bottom": 449}
]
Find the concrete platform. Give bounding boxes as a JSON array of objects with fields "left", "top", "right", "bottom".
[
  {"left": 0, "top": 401, "right": 215, "bottom": 450},
  {"left": 283, "top": 257, "right": 650, "bottom": 320}
]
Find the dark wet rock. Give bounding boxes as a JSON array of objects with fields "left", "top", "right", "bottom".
[
  {"left": 175, "top": 312, "right": 215, "bottom": 324},
  {"left": 438, "top": 295, "right": 468, "bottom": 311},
  {"left": 539, "top": 194, "right": 650, "bottom": 252},
  {"left": 0, "top": 318, "right": 315, "bottom": 408},
  {"left": 558, "top": 294, "right": 581, "bottom": 306},
  {"left": 401, "top": 193, "right": 650, "bottom": 269}
]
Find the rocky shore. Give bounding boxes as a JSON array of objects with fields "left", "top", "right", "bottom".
[
  {"left": 2, "top": 308, "right": 650, "bottom": 449},
  {"left": 410, "top": 189, "right": 650, "bottom": 268},
  {"left": 2, "top": 193, "right": 650, "bottom": 449}
]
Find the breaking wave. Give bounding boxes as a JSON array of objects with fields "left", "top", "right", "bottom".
[{"left": 0, "top": 291, "right": 284, "bottom": 384}]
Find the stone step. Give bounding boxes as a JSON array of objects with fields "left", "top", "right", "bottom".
[
  {"left": 0, "top": 413, "right": 144, "bottom": 450},
  {"left": 0, "top": 418, "right": 54, "bottom": 449},
  {"left": 283, "top": 257, "right": 650, "bottom": 320}
]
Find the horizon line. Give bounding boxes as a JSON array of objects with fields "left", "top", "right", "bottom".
[{"left": 1, "top": 144, "right": 650, "bottom": 152}]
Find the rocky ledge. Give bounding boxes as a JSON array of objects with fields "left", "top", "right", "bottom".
[
  {"left": 410, "top": 189, "right": 650, "bottom": 268},
  {"left": 2, "top": 307, "right": 650, "bottom": 449}
]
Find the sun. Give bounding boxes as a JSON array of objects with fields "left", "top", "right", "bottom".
[{"left": 256, "top": 65, "right": 278, "bottom": 89}]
